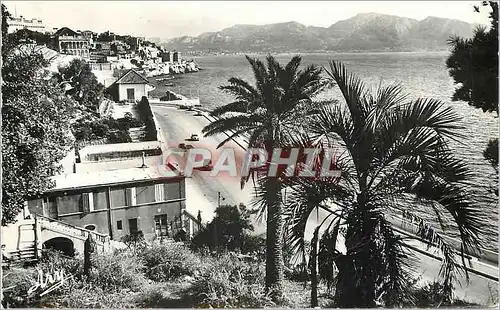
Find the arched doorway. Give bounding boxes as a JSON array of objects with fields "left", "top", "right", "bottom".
[{"left": 43, "top": 237, "right": 75, "bottom": 257}]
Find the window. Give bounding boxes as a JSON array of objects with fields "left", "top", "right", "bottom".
[
  {"left": 127, "top": 88, "right": 135, "bottom": 101},
  {"left": 128, "top": 218, "right": 138, "bottom": 234},
  {"left": 56, "top": 194, "right": 81, "bottom": 215},
  {"left": 117, "top": 220, "right": 123, "bottom": 230},
  {"left": 136, "top": 185, "right": 155, "bottom": 205},
  {"left": 164, "top": 182, "right": 180, "bottom": 200},
  {"left": 154, "top": 215, "right": 169, "bottom": 237},
  {"left": 93, "top": 189, "right": 107, "bottom": 210},
  {"left": 110, "top": 187, "right": 127, "bottom": 207}
]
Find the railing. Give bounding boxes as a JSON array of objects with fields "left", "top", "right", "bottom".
[
  {"left": 183, "top": 210, "right": 204, "bottom": 239},
  {"left": 36, "top": 214, "right": 110, "bottom": 244}
]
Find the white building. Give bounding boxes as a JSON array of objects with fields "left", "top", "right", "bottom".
[
  {"left": 7, "top": 15, "right": 46, "bottom": 33},
  {"left": 106, "top": 69, "right": 155, "bottom": 102}
]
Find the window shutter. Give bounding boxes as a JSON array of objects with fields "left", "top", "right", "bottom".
[
  {"left": 82, "top": 193, "right": 90, "bottom": 214},
  {"left": 155, "top": 184, "right": 164, "bottom": 202},
  {"left": 126, "top": 188, "right": 136, "bottom": 206},
  {"left": 88, "top": 192, "right": 94, "bottom": 212}
]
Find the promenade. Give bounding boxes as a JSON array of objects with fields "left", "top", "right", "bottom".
[{"left": 150, "top": 101, "right": 498, "bottom": 306}]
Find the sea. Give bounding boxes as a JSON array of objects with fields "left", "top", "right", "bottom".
[{"left": 150, "top": 52, "right": 498, "bottom": 250}]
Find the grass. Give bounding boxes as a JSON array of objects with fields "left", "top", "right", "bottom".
[{"left": 1, "top": 244, "right": 486, "bottom": 308}]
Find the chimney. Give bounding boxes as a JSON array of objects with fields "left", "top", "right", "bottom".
[{"left": 141, "top": 152, "right": 147, "bottom": 168}]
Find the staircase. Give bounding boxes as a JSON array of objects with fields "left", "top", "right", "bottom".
[{"left": 36, "top": 214, "right": 111, "bottom": 254}]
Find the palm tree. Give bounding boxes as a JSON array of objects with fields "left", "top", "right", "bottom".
[
  {"left": 284, "top": 61, "right": 487, "bottom": 307},
  {"left": 202, "top": 54, "right": 326, "bottom": 299}
]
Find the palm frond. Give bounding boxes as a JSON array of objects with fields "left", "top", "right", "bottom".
[
  {"left": 323, "top": 61, "right": 369, "bottom": 131},
  {"left": 202, "top": 114, "right": 263, "bottom": 139}
]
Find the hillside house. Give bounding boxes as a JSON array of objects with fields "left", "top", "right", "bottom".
[
  {"left": 106, "top": 69, "right": 155, "bottom": 102},
  {"left": 51, "top": 27, "right": 90, "bottom": 58}
]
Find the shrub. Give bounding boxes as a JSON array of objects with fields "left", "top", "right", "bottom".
[
  {"left": 45, "top": 284, "right": 139, "bottom": 308},
  {"left": 186, "top": 253, "right": 275, "bottom": 308},
  {"left": 38, "top": 249, "right": 83, "bottom": 280},
  {"left": 88, "top": 250, "right": 146, "bottom": 292},
  {"left": 1, "top": 267, "right": 38, "bottom": 308},
  {"left": 139, "top": 242, "right": 203, "bottom": 281},
  {"left": 136, "top": 97, "right": 157, "bottom": 141},
  {"left": 191, "top": 204, "right": 257, "bottom": 253},
  {"left": 108, "top": 130, "right": 132, "bottom": 143}
]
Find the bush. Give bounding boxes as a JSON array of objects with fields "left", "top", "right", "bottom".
[
  {"left": 45, "top": 284, "right": 139, "bottom": 308},
  {"left": 38, "top": 249, "right": 83, "bottom": 279},
  {"left": 186, "top": 253, "right": 275, "bottom": 308},
  {"left": 1, "top": 267, "right": 38, "bottom": 308},
  {"left": 191, "top": 204, "right": 257, "bottom": 253},
  {"left": 136, "top": 96, "right": 157, "bottom": 141},
  {"left": 108, "top": 130, "right": 132, "bottom": 143},
  {"left": 139, "top": 242, "right": 203, "bottom": 281},
  {"left": 88, "top": 250, "right": 146, "bottom": 292}
]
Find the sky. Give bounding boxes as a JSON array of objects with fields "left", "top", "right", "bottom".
[{"left": 3, "top": 1, "right": 491, "bottom": 39}]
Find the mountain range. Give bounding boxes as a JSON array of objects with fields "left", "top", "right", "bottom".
[{"left": 159, "top": 13, "right": 479, "bottom": 53}]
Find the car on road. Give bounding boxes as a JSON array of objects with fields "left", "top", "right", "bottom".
[
  {"left": 194, "top": 111, "right": 203, "bottom": 116},
  {"left": 190, "top": 134, "right": 199, "bottom": 141}
]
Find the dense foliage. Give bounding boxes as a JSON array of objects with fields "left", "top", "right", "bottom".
[
  {"left": 446, "top": 1, "right": 498, "bottom": 179},
  {"left": 71, "top": 113, "right": 143, "bottom": 143},
  {"left": 191, "top": 204, "right": 255, "bottom": 252},
  {"left": 137, "top": 96, "right": 158, "bottom": 141},
  {"left": 1, "top": 39, "right": 76, "bottom": 225},
  {"left": 57, "top": 58, "right": 105, "bottom": 114}
]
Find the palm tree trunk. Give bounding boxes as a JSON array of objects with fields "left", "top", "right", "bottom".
[
  {"left": 310, "top": 227, "right": 319, "bottom": 307},
  {"left": 334, "top": 207, "right": 378, "bottom": 308},
  {"left": 265, "top": 177, "right": 285, "bottom": 301}
]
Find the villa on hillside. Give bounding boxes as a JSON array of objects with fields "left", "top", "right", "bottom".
[
  {"left": 50, "top": 27, "right": 91, "bottom": 58},
  {"left": 106, "top": 69, "right": 155, "bottom": 102}
]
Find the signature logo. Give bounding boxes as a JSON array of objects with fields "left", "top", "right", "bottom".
[{"left": 27, "top": 269, "right": 70, "bottom": 297}]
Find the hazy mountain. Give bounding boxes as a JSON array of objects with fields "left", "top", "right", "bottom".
[{"left": 162, "top": 13, "right": 478, "bottom": 53}]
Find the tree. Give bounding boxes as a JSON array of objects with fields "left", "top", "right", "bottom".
[
  {"left": 446, "top": 1, "right": 498, "bottom": 180},
  {"left": 285, "top": 61, "right": 487, "bottom": 307},
  {"left": 57, "top": 58, "right": 105, "bottom": 114},
  {"left": 2, "top": 46, "right": 76, "bottom": 225},
  {"left": 191, "top": 204, "right": 254, "bottom": 251},
  {"left": 202, "top": 55, "right": 327, "bottom": 300}
]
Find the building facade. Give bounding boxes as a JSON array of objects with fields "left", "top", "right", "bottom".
[
  {"left": 106, "top": 69, "right": 155, "bottom": 102},
  {"left": 52, "top": 27, "right": 90, "bottom": 58},
  {"left": 7, "top": 16, "right": 46, "bottom": 33},
  {"left": 27, "top": 166, "right": 188, "bottom": 242}
]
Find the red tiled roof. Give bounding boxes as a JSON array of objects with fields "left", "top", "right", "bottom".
[{"left": 115, "top": 69, "right": 149, "bottom": 84}]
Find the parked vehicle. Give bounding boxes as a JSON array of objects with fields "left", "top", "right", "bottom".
[{"left": 190, "top": 134, "right": 199, "bottom": 141}]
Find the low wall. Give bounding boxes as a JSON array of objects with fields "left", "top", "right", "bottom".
[{"left": 90, "top": 62, "right": 112, "bottom": 71}]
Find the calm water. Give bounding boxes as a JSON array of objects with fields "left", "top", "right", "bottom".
[{"left": 151, "top": 52, "right": 498, "bottom": 247}]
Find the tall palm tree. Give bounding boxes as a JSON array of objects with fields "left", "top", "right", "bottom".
[
  {"left": 284, "top": 61, "right": 487, "bottom": 307},
  {"left": 202, "top": 55, "right": 326, "bottom": 299}
]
